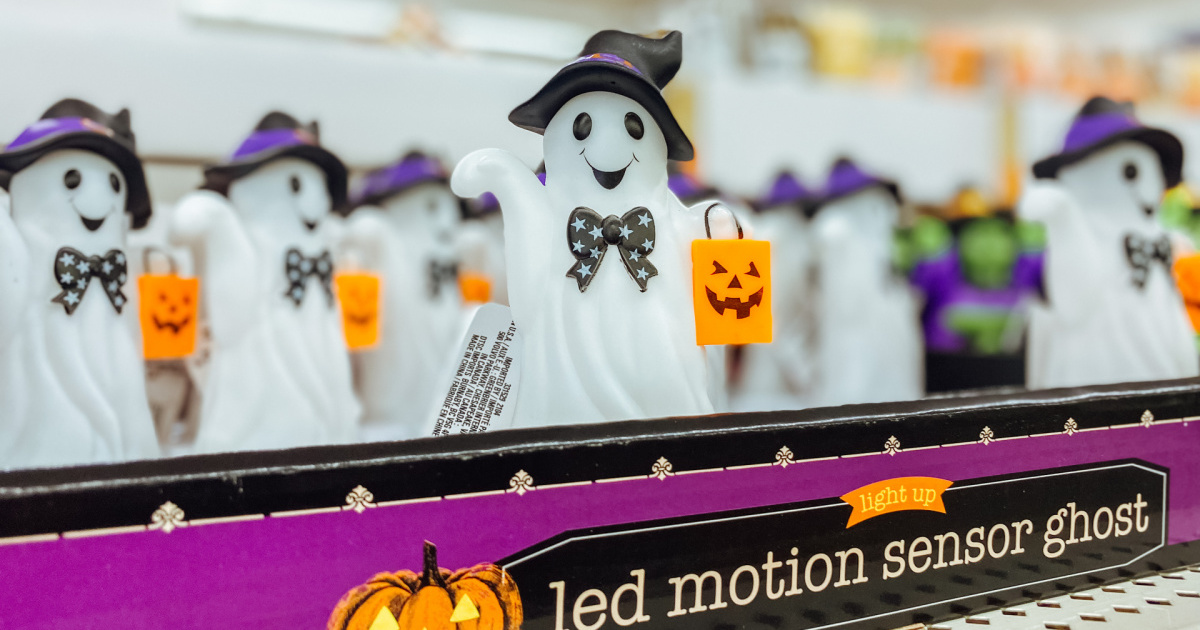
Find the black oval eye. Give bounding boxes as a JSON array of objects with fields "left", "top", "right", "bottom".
[
  {"left": 109, "top": 173, "right": 121, "bottom": 193},
  {"left": 624, "top": 112, "right": 644, "bottom": 140},
  {"left": 63, "top": 169, "right": 81, "bottom": 190},
  {"left": 573, "top": 112, "right": 592, "bottom": 141},
  {"left": 289, "top": 175, "right": 301, "bottom": 193},
  {"left": 1124, "top": 163, "right": 1138, "bottom": 181}
]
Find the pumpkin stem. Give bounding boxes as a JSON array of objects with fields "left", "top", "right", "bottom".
[{"left": 421, "top": 541, "right": 449, "bottom": 588}]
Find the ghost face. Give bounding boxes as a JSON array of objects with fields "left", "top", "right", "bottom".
[
  {"left": 543, "top": 92, "right": 668, "bottom": 207},
  {"left": 1056, "top": 141, "right": 1165, "bottom": 227},
  {"left": 9, "top": 149, "right": 128, "bottom": 248},
  {"left": 381, "top": 182, "right": 462, "bottom": 246},
  {"left": 227, "top": 157, "right": 331, "bottom": 242}
]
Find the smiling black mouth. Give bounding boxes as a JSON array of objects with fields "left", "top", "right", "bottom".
[
  {"left": 303, "top": 220, "right": 319, "bottom": 231},
  {"left": 80, "top": 216, "right": 106, "bottom": 232},
  {"left": 592, "top": 166, "right": 627, "bottom": 190},
  {"left": 583, "top": 155, "right": 634, "bottom": 190}
]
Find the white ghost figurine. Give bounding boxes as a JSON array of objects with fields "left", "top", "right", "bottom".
[
  {"left": 451, "top": 30, "right": 738, "bottom": 427},
  {"left": 341, "top": 152, "right": 467, "bottom": 436},
  {"left": 1022, "top": 97, "right": 1198, "bottom": 388},
  {"left": 731, "top": 171, "right": 818, "bottom": 410},
  {"left": 0, "top": 99, "right": 158, "bottom": 468},
  {"left": 810, "top": 159, "right": 923, "bottom": 406},
  {"left": 458, "top": 191, "right": 509, "bottom": 306},
  {"left": 170, "top": 113, "right": 360, "bottom": 452}
]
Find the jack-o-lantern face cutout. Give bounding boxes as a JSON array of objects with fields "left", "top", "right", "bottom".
[
  {"left": 328, "top": 541, "right": 523, "bottom": 630},
  {"left": 138, "top": 275, "right": 200, "bottom": 360},
  {"left": 692, "top": 238, "right": 772, "bottom": 346},
  {"left": 335, "top": 273, "right": 382, "bottom": 351}
]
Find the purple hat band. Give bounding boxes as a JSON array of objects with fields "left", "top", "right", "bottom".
[
  {"left": 230, "top": 128, "right": 316, "bottom": 160},
  {"left": 1061, "top": 112, "right": 1141, "bottom": 154},
  {"left": 759, "top": 174, "right": 809, "bottom": 207},
  {"left": 358, "top": 157, "right": 446, "bottom": 201},
  {"left": 8, "top": 117, "right": 114, "bottom": 150},
  {"left": 566, "top": 53, "right": 644, "bottom": 76}
]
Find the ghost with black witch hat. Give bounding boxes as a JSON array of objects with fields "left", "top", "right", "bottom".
[
  {"left": 452, "top": 30, "right": 739, "bottom": 426},
  {"left": 170, "top": 112, "right": 359, "bottom": 452},
  {"left": 732, "top": 171, "right": 818, "bottom": 410},
  {"left": 0, "top": 98, "right": 158, "bottom": 467},
  {"left": 341, "top": 151, "right": 466, "bottom": 436},
  {"left": 1022, "top": 97, "right": 1198, "bottom": 388},
  {"left": 809, "top": 158, "right": 923, "bottom": 406}
]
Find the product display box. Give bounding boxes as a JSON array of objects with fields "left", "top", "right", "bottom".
[{"left": 2, "top": 379, "right": 1199, "bottom": 629}]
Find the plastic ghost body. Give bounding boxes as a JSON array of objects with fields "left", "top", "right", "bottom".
[
  {"left": 0, "top": 149, "right": 158, "bottom": 467},
  {"left": 453, "top": 91, "right": 733, "bottom": 426},
  {"left": 170, "top": 157, "right": 359, "bottom": 451},
  {"left": 733, "top": 202, "right": 816, "bottom": 409},
  {"left": 1023, "top": 142, "right": 1198, "bottom": 388},
  {"left": 343, "top": 181, "right": 467, "bottom": 435},
  {"left": 811, "top": 187, "right": 923, "bottom": 406}
]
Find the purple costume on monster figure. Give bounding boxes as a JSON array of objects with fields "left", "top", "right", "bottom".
[{"left": 912, "top": 249, "right": 1044, "bottom": 352}]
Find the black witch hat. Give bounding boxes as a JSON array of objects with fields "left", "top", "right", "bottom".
[
  {"left": 509, "top": 30, "right": 694, "bottom": 161},
  {"left": 1032, "top": 96, "right": 1183, "bottom": 188},
  {"left": 0, "top": 98, "right": 151, "bottom": 229},
  {"left": 202, "top": 112, "right": 348, "bottom": 207}
]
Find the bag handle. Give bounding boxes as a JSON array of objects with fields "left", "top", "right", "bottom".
[
  {"left": 142, "top": 247, "right": 178, "bottom": 275},
  {"left": 704, "top": 203, "right": 743, "bottom": 240}
]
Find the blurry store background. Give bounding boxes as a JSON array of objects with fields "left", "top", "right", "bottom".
[{"left": 6, "top": 0, "right": 1200, "bottom": 210}]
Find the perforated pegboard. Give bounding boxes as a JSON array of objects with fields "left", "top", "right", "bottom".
[{"left": 916, "top": 566, "right": 1200, "bottom": 629}]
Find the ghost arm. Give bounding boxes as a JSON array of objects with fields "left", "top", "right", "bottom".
[
  {"left": 168, "top": 190, "right": 261, "bottom": 343},
  {"left": 684, "top": 201, "right": 750, "bottom": 240},
  {"left": 0, "top": 196, "right": 30, "bottom": 350},
  {"left": 337, "top": 207, "right": 391, "bottom": 271},
  {"left": 451, "top": 149, "right": 546, "bottom": 239},
  {"left": 1017, "top": 182, "right": 1103, "bottom": 323}
]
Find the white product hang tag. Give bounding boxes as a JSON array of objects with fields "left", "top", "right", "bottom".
[{"left": 425, "top": 303, "right": 522, "bottom": 436}]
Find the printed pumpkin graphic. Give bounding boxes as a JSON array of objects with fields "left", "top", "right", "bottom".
[
  {"left": 691, "top": 238, "right": 772, "bottom": 345},
  {"left": 336, "top": 273, "right": 382, "bottom": 350},
  {"left": 329, "top": 541, "right": 522, "bottom": 630},
  {"left": 138, "top": 274, "right": 200, "bottom": 360}
]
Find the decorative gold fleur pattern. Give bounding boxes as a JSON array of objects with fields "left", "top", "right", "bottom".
[
  {"left": 1141, "top": 410, "right": 1155, "bottom": 428},
  {"left": 978, "top": 426, "right": 995, "bottom": 445},
  {"left": 343, "top": 485, "right": 376, "bottom": 513},
  {"left": 651, "top": 457, "right": 675, "bottom": 480},
  {"left": 149, "top": 501, "right": 186, "bottom": 533},
  {"left": 1064, "top": 418, "right": 1079, "bottom": 435},
  {"left": 883, "top": 436, "right": 902, "bottom": 456},
  {"left": 774, "top": 446, "right": 795, "bottom": 468},
  {"left": 508, "top": 470, "right": 534, "bottom": 495}
]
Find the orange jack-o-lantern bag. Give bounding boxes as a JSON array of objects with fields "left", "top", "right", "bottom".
[
  {"left": 335, "top": 272, "right": 382, "bottom": 351},
  {"left": 138, "top": 249, "right": 200, "bottom": 360},
  {"left": 692, "top": 205, "right": 772, "bottom": 346},
  {"left": 459, "top": 272, "right": 493, "bottom": 304}
]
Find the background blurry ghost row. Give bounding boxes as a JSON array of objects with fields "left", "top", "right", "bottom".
[{"left": 6, "top": 0, "right": 1200, "bottom": 453}]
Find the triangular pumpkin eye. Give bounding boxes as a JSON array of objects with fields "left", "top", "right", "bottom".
[
  {"left": 746, "top": 261, "right": 760, "bottom": 278},
  {"left": 711, "top": 260, "right": 728, "bottom": 274},
  {"left": 450, "top": 594, "right": 481, "bottom": 622}
]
